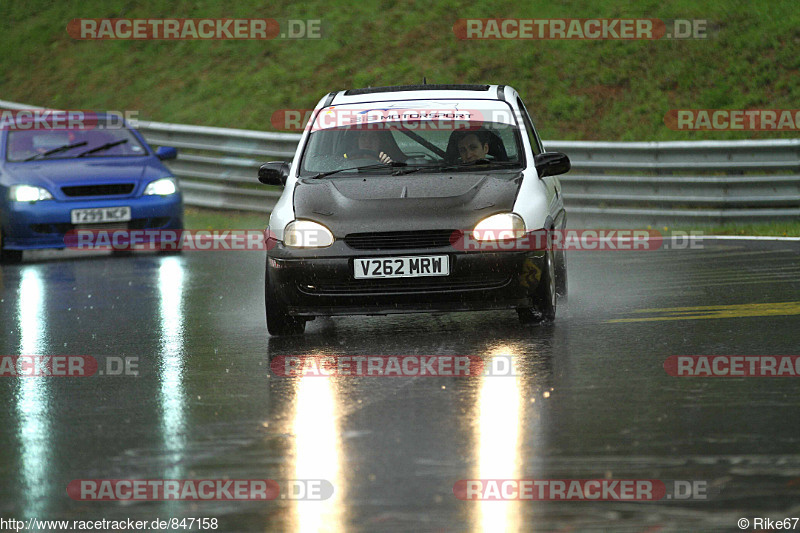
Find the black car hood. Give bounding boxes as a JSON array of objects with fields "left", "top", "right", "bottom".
[{"left": 293, "top": 171, "right": 522, "bottom": 235}]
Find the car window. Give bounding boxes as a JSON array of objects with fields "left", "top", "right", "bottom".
[
  {"left": 516, "top": 97, "right": 542, "bottom": 155},
  {"left": 5, "top": 127, "right": 147, "bottom": 162},
  {"left": 300, "top": 120, "right": 523, "bottom": 176}
]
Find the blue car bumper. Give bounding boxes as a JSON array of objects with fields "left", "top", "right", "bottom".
[{"left": 1, "top": 194, "right": 183, "bottom": 250}]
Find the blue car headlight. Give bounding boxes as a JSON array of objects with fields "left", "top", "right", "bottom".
[
  {"left": 144, "top": 177, "right": 178, "bottom": 196},
  {"left": 9, "top": 185, "right": 53, "bottom": 202}
]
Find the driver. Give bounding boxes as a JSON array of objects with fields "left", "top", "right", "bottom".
[
  {"left": 7, "top": 133, "right": 38, "bottom": 160},
  {"left": 344, "top": 129, "right": 405, "bottom": 164}
]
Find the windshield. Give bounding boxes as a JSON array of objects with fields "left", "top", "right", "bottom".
[
  {"left": 299, "top": 118, "right": 524, "bottom": 177},
  {"left": 5, "top": 127, "right": 147, "bottom": 162}
]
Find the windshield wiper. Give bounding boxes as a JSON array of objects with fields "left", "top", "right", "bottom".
[
  {"left": 310, "top": 161, "right": 406, "bottom": 179},
  {"left": 433, "top": 161, "right": 522, "bottom": 172},
  {"left": 24, "top": 141, "right": 88, "bottom": 161},
  {"left": 388, "top": 160, "right": 522, "bottom": 176},
  {"left": 76, "top": 139, "right": 128, "bottom": 157},
  {"left": 392, "top": 167, "right": 427, "bottom": 176},
  {"left": 390, "top": 163, "right": 442, "bottom": 176}
]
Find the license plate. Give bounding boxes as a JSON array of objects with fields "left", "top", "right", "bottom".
[
  {"left": 354, "top": 255, "right": 449, "bottom": 279},
  {"left": 70, "top": 207, "right": 131, "bottom": 224}
]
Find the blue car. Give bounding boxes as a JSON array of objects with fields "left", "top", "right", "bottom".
[{"left": 0, "top": 112, "right": 183, "bottom": 263}]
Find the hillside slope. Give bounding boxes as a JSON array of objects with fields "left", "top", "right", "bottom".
[{"left": 1, "top": 0, "right": 798, "bottom": 140}]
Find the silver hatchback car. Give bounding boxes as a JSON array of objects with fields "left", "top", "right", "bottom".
[{"left": 258, "top": 84, "right": 570, "bottom": 335}]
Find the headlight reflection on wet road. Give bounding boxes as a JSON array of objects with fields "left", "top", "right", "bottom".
[
  {"left": 473, "top": 344, "right": 525, "bottom": 532},
  {"left": 15, "top": 267, "right": 51, "bottom": 518},
  {"left": 290, "top": 365, "right": 345, "bottom": 532},
  {"left": 157, "top": 257, "right": 187, "bottom": 479}
]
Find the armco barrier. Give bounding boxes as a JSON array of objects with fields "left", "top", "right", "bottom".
[{"left": 2, "top": 99, "right": 798, "bottom": 226}]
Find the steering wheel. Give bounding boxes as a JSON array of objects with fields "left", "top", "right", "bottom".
[
  {"left": 345, "top": 149, "right": 380, "bottom": 160},
  {"left": 460, "top": 157, "right": 492, "bottom": 165}
]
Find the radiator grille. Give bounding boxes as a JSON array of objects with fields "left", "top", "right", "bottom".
[
  {"left": 344, "top": 230, "right": 456, "bottom": 250},
  {"left": 62, "top": 184, "right": 135, "bottom": 197}
]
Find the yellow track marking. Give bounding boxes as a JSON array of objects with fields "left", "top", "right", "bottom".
[{"left": 607, "top": 301, "right": 800, "bottom": 323}]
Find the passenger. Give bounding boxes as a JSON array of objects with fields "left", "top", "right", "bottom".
[{"left": 456, "top": 130, "right": 491, "bottom": 163}]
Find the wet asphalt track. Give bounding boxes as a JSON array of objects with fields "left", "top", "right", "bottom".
[{"left": 1, "top": 238, "right": 799, "bottom": 532}]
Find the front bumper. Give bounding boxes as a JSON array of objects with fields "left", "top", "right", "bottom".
[
  {"left": 267, "top": 241, "right": 547, "bottom": 317},
  {"left": 1, "top": 194, "right": 183, "bottom": 250}
]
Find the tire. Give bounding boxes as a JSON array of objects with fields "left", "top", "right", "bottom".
[
  {"left": 517, "top": 248, "right": 557, "bottom": 324},
  {"left": 0, "top": 230, "right": 23, "bottom": 264},
  {"left": 555, "top": 249, "right": 568, "bottom": 303},
  {"left": 111, "top": 239, "right": 133, "bottom": 256},
  {"left": 265, "top": 268, "right": 305, "bottom": 336},
  {"left": 158, "top": 228, "right": 184, "bottom": 255},
  {"left": 516, "top": 306, "right": 538, "bottom": 324},
  {"left": 157, "top": 240, "right": 183, "bottom": 255}
]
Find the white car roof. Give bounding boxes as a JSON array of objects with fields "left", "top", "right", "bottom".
[
  {"left": 310, "top": 99, "right": 518, "bottom": 131},
  {"left": 326, "top": 84, "right": 511, "bottom": 106}
]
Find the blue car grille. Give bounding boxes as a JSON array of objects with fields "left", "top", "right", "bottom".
[
  {"left": 61, "top": 184, "right": 135, "bottom": 197},
  {"left": 30, "top": 217, "right": 171, "bottom": 234}
]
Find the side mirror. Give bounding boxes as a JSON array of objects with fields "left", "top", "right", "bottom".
[
  {"left": 155, "top": 146, "right": 178, "bottom": 161},
  {"left": 534, "top": 152, "right": 570, "bottom": 178},
  {"left": 258, "top": 161, "right": 290, "bottom": 186}
]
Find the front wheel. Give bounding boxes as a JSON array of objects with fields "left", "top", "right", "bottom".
[
  {"left": 555, "top": 249, "right": 568, "bottom": 303},
  {"left": 265, "top": 270, "right": 305, "bottom": 336},
  {"left": 157, "top": 239, "right": 184, "bottom": 255},
  {"left": 0, "top": 230, "right": 23, "bottom": 264},
  {"left": 517, "top": 249, "right": 557, "bottom": 324}
]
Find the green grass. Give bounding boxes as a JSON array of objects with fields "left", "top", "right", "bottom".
[
  {"left": 2, "top": 1, "right": 799, "bottom": 141},
  {"left": 5, "top": 2, "right": 797, "bottom": 236},
  {"left": 669, "top": 221, "right": 800, "bottom": 237},
  {"left": 184, "top": 207, "right": 267, "bottom": 229}
]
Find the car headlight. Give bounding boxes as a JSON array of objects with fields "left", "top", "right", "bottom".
[
  {"left": 284, "top": 220, "right": 334, "bottom": 248},
  {"left": 144, "top": 177, "right": 178, "bottom": 196},
  {"left": 473, "top": 213, "right": 526, "bottom": 240},
  {"left": 9, "top": 185, "right": 53, "bottom": 202}
]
